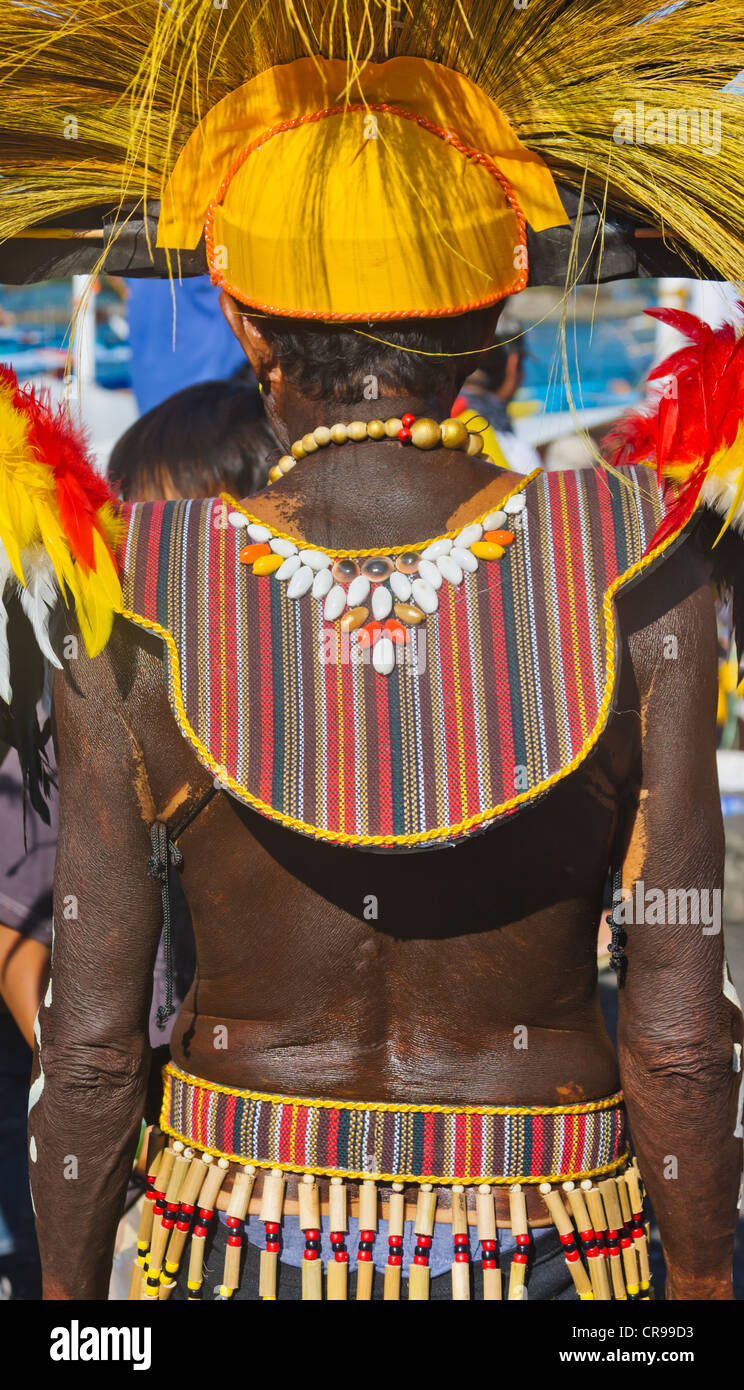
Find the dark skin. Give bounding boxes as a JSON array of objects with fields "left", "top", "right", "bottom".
[{"left": 30, "top": 301, "right": 742, "bottom": 1300}]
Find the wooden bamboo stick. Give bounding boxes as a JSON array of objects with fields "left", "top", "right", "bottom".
[
  {"left": 128, "top": 1147, "right": 163, "bottom": 1301},
  {"left": 508, "top": 1185, "right": 529, "bottom": 1301},
  {"left": 408, "top": 1183, "right": 436, "bottom": 1301},
  {"left": 159, "top": 1149, "right": 210, "bottom": 1300},
  {"left": 356, "top": 1180, "right": 377, "bottom": 1301},
  {"left": 539, "top": 1184, "right": 593, "bottom": 1299},
  {"left": 476, "top": 1184, "right": 501, "bottom": 1300},
  {"left": 144, "top": 1143, "right": 190, "bottom": 1300},
  {"left": 327, "top": 1177, "right": 348, "bottom": 1301},
  {"left": 258, "top": 1168, "right": 285, "bottom": 1300},
  {"left": 216, "top": 1165, "right": 257, "bottom": 1299},
  {"left": 298, "top": 1174, "right": 323, "bottom": 1300},
  {"left": 450, "top": 1185, "right": 470, "bottom": 1300},
  {"left": 562, "top": 1182, "right": 611, "bottom": 1301},
  {"left": 186, "top": 1156, "right": 230, "bottom": 1300},
  {"left": 583, "top": 1182, "right": 626, "bottom": 1300},
  {"left": 383, "top": 1184, "right": 405, "bottom": 1300},
  {"left": 621, "top": 1165, "right": 652, "bottom": 1298},
  {"left": 601, "top": 1175, "right": 640, "bottom": 1299}
]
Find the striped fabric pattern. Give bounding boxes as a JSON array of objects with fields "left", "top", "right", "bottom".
[
  {"left": 161, "top": 1064, "right": 627, "bottom": 1185},
  {"left": 117, "top": 466, "right": 664, "bottom": 846}
]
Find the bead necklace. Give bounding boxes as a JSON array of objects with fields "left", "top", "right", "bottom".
[
  {"left": 227, "top": 474, "right": 532, "bottom": 677},
  {"left": 268, "top": 412, "right": 485, "bottom": 483}
]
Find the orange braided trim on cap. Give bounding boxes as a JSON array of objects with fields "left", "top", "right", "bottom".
[{"left": 204, "top": 103, "right": 528, "bottom": 321}]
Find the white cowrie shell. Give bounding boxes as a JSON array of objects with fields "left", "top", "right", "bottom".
[
  {"left": 411, "top": 578, "right": 439, "bottom": 614},
  {"left": 299, "top": 549, "right": 332, "bottom": 570},
  {"left": 418, "top": 559, "right": 443, "bottom": 590},
  {"left": 451, "top": 545, "right": 478, "bottom": 573},
  {"left": 482, "top": 509, "right": 507, "bottom": 532},
  {"left": 324, "top": 585, "right": 347, "bottom": 621},
  {"left": 246, "top": 522, "right": 272, "bottom": 542},
  {"left": 373, "top": 635, "right": 396, "bottom": 676},
  {"left": 437, "top": 554, "right": 463, "bottom": 586},
  {"left": 270, "top": 536, "right": 298, "bottom": 557},
  {"left": 421, "top": 538, "right": 453, "bottom": 560},
  {"left": 312, "top": 568, "right": 334, "bottom": 600},
  {"left": 228, "top": 511, "right": 248, "bottom": 529},
  {"left": 372, "top": 586, "right": 393, "bottom": 620},
  {"left": 504, "top": 493, "right": 526, "bottom": 515},
  {"left": 276, "top": 554, "right": 302, "bottom": 582},
  {"left": 287, "top": 565, "right": 314, "bottom": 598},
  {"left": 346, "top": 575, "right": 371, "bottom": 607},
  {"left": 455, "top": 523, "right": 483, "bottom": 548},
  {"left": 390, "top": 571, "right": 412, "bottom": 601}
]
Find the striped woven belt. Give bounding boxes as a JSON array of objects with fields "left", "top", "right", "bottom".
[{"left": 161, "top": 1064, "right": 627, "bottom": 1186}]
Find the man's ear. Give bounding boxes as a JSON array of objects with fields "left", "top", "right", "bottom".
[{"left": 219, "top": 292, "right": 275, "bottom": 384}]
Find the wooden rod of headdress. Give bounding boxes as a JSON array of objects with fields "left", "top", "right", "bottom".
[
  {"left": 583, "top": 1181, "right": 626, "bottom": 1300},
  {"left": 216, "top": 1165, "right": 257, "bottom": 1299},
  {"left": 507, "top": 1184, "right": 529, "bottom": 1300},
  {"left": 356, "top": 1180, "right": 377, "bottom": 1301},
  {"left": 450, "top": 1185, "right": 470, "bottom": 1300},
  {"left": 259, "top": 1168, "right": 286, "bottom": 1300},
  {"left": 621, "top": 1162, "right": 652, "bottom": 1298},
  {"left": 158, "top": 1149, "right": 210, "bottom": 1299},
  {"left": 383, "top": 1183, "right": 405, "bottom": 1300},
  {"left": 476, "top": 1184, "right": 501, "bottom": 1300},
  {"left": 299, "top": 1174, "right": 323, "bottom": 1300},
  {"left": 409, "top": 1183, "right": 436, "bottom": 1300},
  {"left": 128, "top": 1146, "right": 164, "bottom": 1300},
  {"left": 144, "top": 1143, "right": 190, "bottom": 1299},
  {"left": 187, "top": 1157, "right": 230, "bottom": 1300},
  {"left": 599, "top": 1177, "right": 638, "bottom": 1300},
  {"left": 562, "top": 1182, "right": 611, "bottom": 1300},
  {"left": 539, "top": 1184, "right": 593, "bottom": 1299},
  {"left": 327, "top": 1177, "right": 349, "bottom": 1300}
]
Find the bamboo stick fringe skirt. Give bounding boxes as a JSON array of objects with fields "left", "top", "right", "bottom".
[{"left": 126, "top": 1068, "right": 653, "bottom": 1303}]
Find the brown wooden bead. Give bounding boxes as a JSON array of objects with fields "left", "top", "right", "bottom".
[
  {"left": 440, "top": 418, "right": 470, "bottom": 450},
  {"left": 410, "top": 417, "right": 442, "bottom": 450},
  {"left": 395, "top": 551, "right": 420, "bottom": 574},
  {"left": 367, "top": 419, "right": 386, "bottom": 440},
  {"left": 361, "top": 556, "right": 393, "bottom": 581},
  {"left": 340, "top": 606, "right": 369, "bottom": 633},
  {"left": 332, "top": 558, "right": 359, "bottom": 584},
  {"left": 394, "top": 602, "right": 426, "bottom": 625}
]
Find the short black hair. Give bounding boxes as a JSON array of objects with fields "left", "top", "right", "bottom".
[
  {"left": 108, "top": 375, "right": 278, "bottom": 500},
  {"left": 254, "top": 306, "right": 497, "bottom": 403}
]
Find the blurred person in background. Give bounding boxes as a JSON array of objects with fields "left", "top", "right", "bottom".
[
  {"left": 125, "top": 279, "right": 251, "bottom": 415},
  {"left": 452, "top": 327, "right": 542, "bottom": 475}
]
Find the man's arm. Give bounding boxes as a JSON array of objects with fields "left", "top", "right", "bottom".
[
  {"left": 617, "top": 547, "right": 743, "bottom": 1300},
  {"left": 30, "top": 624, "right": 164, "bottom": 1299}
]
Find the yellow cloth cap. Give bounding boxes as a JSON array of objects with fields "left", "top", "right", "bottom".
[{"left": 158, "top": 56, "right": 569, "bottom": 321}]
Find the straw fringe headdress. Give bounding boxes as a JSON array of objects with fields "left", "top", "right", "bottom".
[{"left": 1, "top": 1, "right": 744, "bottom": 286}]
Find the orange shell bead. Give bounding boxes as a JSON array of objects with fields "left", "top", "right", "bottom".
[
  {"left": 484, "top": 529, "right": 514, "bottom": 546},
  {"left": 239, "top": 542, "right": 272, "bottom": 564}
]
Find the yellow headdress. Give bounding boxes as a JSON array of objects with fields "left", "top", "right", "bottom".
[{"left": 1, "top": 2, "right": 744, "bottom": 303}]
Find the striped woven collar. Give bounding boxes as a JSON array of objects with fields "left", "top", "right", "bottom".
[{"left": 117, "top": 466, "right": 672, "bottom": 848}]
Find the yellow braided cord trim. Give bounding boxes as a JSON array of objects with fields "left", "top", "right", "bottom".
[
  {"left": 162, "top": 1061, "right": 623, "bottom": 1118},
  {"left": 119, "top": 477, "right": 690, "bottom": 848},
  {"left": 157, "top": 1109, "right": 629, "bottom": 1187},
  {"left": 218, "top": 469, "right": 540, "bottom": 558}
]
